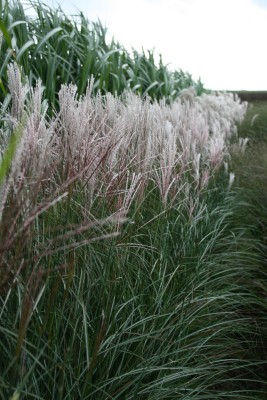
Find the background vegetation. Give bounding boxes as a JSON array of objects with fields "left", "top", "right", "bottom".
[{"left": 0, "top": 0, "right": 204, "bottom": 108}]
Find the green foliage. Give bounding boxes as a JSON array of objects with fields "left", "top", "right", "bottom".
[
  {"left": 0, "top": 84, "right": 266, "bottom": 397},
  {"left": 0, "top": 179, "right": 266, "bottom": 399},
  {"left": 0, "top": 0, "right": 205, "bottom": 107},
  {"left": 237, "top": 101, "right": 267, "bottom": 142},
  {"left": 0, "top": 120, "right": 22, "bottom": 184}
]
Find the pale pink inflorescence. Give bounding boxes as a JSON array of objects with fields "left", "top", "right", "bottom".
[
  {"left": 1, "top": 67, "right": 248, "bottom": 222},
  {"left": 0, "top": 66, "right": 249, "bottom": 294}
]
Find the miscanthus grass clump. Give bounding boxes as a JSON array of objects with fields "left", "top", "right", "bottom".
[{"left": 0, "top": 65, "right": 266, "bottom": 399}]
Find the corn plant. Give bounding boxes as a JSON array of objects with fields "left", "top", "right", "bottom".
[{"left": 0, "top": 0, "right": 205, "bottom": 108}]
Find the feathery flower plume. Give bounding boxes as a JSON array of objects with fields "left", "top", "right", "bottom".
[{"left": 7, "top": 63, "right": 28, "bottom": 123}]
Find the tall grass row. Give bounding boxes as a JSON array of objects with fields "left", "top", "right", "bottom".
[{"left": 0, "top": 66, "right": 266, "bottom": 398}]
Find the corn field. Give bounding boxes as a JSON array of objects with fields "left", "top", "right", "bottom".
[{"left": 0, "top": 0, "right": 204, "bottom": 107}]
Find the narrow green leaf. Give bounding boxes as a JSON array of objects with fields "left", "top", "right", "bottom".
[
  {"left": 16, "top": 39, "right": 35, "bottom": 61},
  {"left": 8, "top": 20, "right": 27, "bottom": 31},
  {"left": 101, "top": 48, "right": 121, "bottom": 63},
  {"left": 0, "top": 78, "right": 7, "bottom": 95},
  {"left": 33, "top": 27, "right": 62, "bottom": 56},
  {"left": 143, "top": 80, "right": 159, "bottom": 96},
  {"left": 0, "top": 121, "right": 24, "bottom": 184},
  {"left": 0, "top": 48, "right": 13, "bottom": 77},
  {"left": 9, "top": 391, "right": 20, "bottom": 400},
  {"left": 0, "top": 19, "right": 12, "bottom": 49}
]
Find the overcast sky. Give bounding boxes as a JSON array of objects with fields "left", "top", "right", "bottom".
[{"left": 25, "top": 0, "right": 267, "bottom": 90}]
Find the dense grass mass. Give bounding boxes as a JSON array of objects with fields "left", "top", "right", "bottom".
[{"left": 0, "top": 2, "right": 266, "bottom": 400}]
